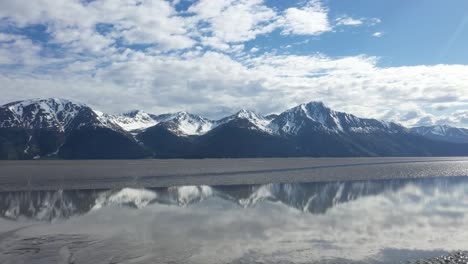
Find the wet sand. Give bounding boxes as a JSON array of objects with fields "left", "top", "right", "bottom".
[{"left": 1, "top": 157, "right": 468, "bottom": 191}]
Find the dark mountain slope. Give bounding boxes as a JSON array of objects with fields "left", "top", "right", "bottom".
[
  {"left": 59, "top": 127, "right": 148, "bottom": 159},
  {"left": 137, "top": 125, "right": 195, "bottom": 158},
  {"left": 192, "top": 120, "right": 295, "bottom": 158}
]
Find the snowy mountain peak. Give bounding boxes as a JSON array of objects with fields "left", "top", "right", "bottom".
[
  {"left": 156, "top": 111, "right": 216, "bottom": 136},
  {"left": 411, "top": 125, "right": 451, "bottom": 136},
  {"left": 172, "top": 111, "right": 192, "bottom": 119},
  {"left": 300, "top": 101, "right": 335, "bottom": 125},
  {"left": 235, "top": 109, "right": 263, "bottom": 119},
  {"left": 108, "top": 110, "right": 158, "bottom": 132},
  {"left": 271, "top": 101, "right": 338, "bottom": 134},
  {"left": 108, "top": 110, "right": 215, "bottom": 135},
  {"left": 428, "top": 125, "right": 455, "bottom": 135},
  {"left": 303, "top": 101, "right": 327, "bottom": 109},
  {"left": 14, "top": 97, "right": 82, "bottom": 106},
  {"left": 5, "top": 98, "right": 85, "bottom": 111},
  {"left": 237, "top": 108, "right": 252, "bottom": 113},
  {"left": 410, "top": 124, "right": 468, "bottom": 143},
  {"left": 216, "top": 109, "right": 274, "bottom": 134},
  {"left": 0, "top": 98, "right": 101, "bottom": 132},
  {"left": 271, "top": 101, "right": 403, "bottom": 135}
]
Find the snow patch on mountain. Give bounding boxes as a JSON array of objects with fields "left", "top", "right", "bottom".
[
  {"left": 158, "top": 112, "right": 217, "bottom": 136},
  {"left": 124, "top": 109, "right": 276, "bottom": 136},
  {"left": 108, "top": 110, "right": 217, "bottom": 136},
  {"left": 92, "top": 110, "right": 122, "bottom": 130},
  {"left": 412, "top": 125, "right": 457, "bottom": 136},
  {"left": 271, "top": 101, "right": 403, "bottom": 135},
  {"left": 0, "top": 98, "right": 85, "bottom": 131},
  {"left": 218, "top": 109, "right": 275, "bottom": 134},
  {"left": 0, "top": 98, "right": 126, "bottom": 132},
  {"left": 277, "top": 102, "right": 347, "bottom": 134},
  {"left": 108, "top": 110, "right": 159, "bottom": 131},
  {"left": 411, "top": 125, "right": 468, "bottom": 143}
]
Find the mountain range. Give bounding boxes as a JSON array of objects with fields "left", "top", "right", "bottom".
[{"left": 1, "top": 98, "right": 467, "bottom": 159}]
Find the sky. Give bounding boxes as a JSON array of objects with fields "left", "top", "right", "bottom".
[{"left": 0, "top": 0, "right": 468, "bottom": 127}]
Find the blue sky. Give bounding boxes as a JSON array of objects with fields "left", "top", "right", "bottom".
[
  {"left": 324, "top": 0, "right": 468, "bottom": 66},
  {"left": 0, "top": 0, "right": 467, "bottom": 127}
]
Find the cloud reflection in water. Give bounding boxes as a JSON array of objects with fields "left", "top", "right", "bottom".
[{"left": 0, "top": 177, "right": 468, "bottom": 263}]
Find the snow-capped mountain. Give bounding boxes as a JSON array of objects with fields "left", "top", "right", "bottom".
[
  {"left": 0, "top": 98, "right": 119, "bottom": 132},
  {"left": 217, "top": 109, "right": 274, "bottom": 134},
  {"left": 107, "top": 110, "right": 159, "bottom": 131},
  {"left": 107, "top": 110, "right": 216, "bottom": 136},
  {"left": 156, "top": 112, "right": 216, "bottom": 136},
  {"left": 270, "top": 102, "right": 404, "bottom": 135},
  {"left": 0, "top": 98, "right": 147, "bottom": 159},
  {"left": 2, "top": 98, "right": 468, "bottom": 159},
  {"left": 110, "top": 109, "right": 275, "bottom": 136},
  {"left": 411, "top": 125, "right": 468, "bottom": 143},
  {"left": 108, "top": 102, "right": 404, "bottom": 137}
]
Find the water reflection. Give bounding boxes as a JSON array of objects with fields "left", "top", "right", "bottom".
[
  {"left": 0, "top": 177, "right": 468, "bottom": 263},
  {"left": 1, "top": 177, "right": 466, "bottom": 220}
]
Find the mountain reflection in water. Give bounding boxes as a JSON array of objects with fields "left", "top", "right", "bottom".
[{"left": 1, "top": 177, "right": 468, "bottom": 263}]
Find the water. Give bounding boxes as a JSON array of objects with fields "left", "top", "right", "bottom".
[{"left": 1, "top": 177, "right": 468, "bottom": 263}]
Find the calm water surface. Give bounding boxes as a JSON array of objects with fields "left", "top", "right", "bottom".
[{"left": 1, "top": 177, "right": 468, "bottom": 263}]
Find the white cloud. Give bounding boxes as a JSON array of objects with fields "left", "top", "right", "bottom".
[
  {"left": 0, "top": 34, "right": 38, "bottom": 65},
  {"left": 188, "top": 0, "right": 278, "bottom": 49},
  {"left": 335, "top": 16, "right": 363, "bottom": 26},
  {"left": 280, "top": 1, "right": 331, "bottom": 35},
  {"left": 199, "top": 36, "right": 231, "bottom": 51},
  {"left": 451, "top": 111, "right": 468, "bottom": 124},
  {"left": 0, "top": 0, "right": 376, "bottom": 53},
  {"left": 373, "top": 32, "right": 384, "bottom": 38},
  {"left": 2, "top": 43, "right": 468, "bottom": 127},
  {"left": 432, "top": 110, "right": 468, "bottom": 127},
  {"left": 0, "top": 0, "right": 196, "bottom": 53},
  {"left": 0, "top": 33, "right": 68, "bottom": 67}
]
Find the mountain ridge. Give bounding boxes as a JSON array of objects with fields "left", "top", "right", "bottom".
[
  {"left": 410, "top": 125, "right": 468, "bottom": 143},
  {"left": 1, "top": 98, "right": 467, "bottom": 159}
]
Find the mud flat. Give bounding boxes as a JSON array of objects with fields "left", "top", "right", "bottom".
[{"left": 2, "top": 157, "right": 468, "bottom": 191}]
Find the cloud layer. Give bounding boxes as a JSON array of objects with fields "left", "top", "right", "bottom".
[{"left": 0, "top": 0, "right": 467, "bottom": 127}]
